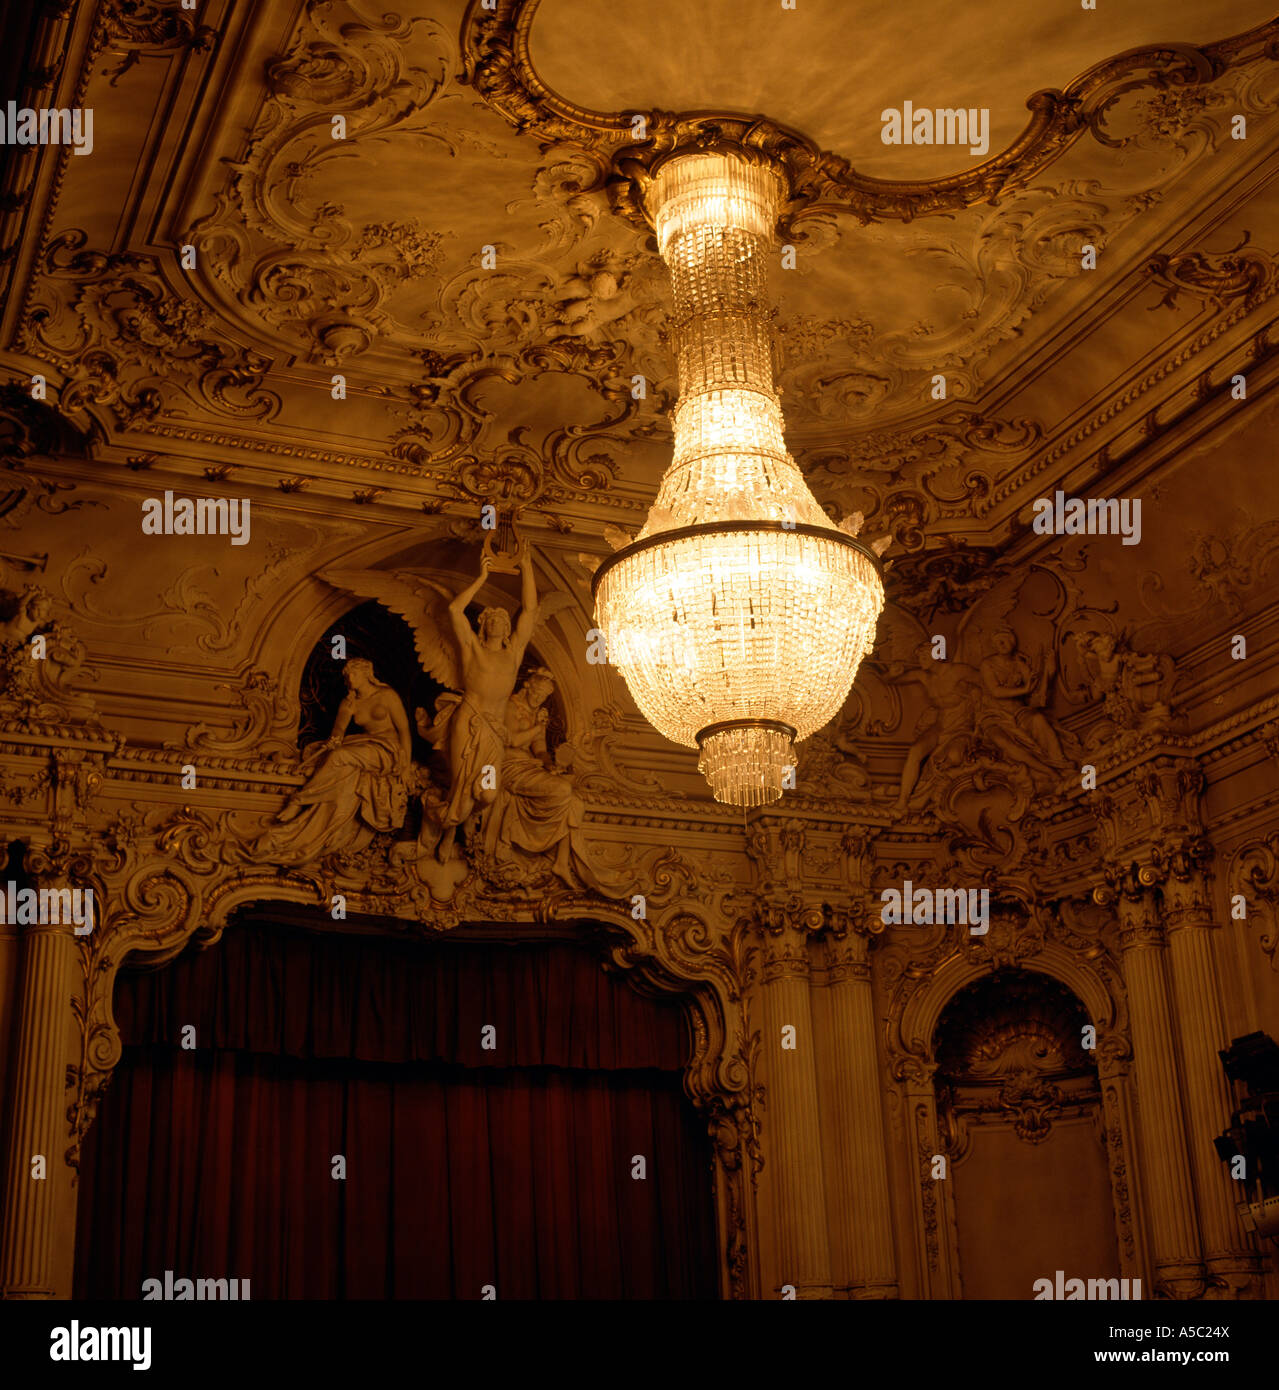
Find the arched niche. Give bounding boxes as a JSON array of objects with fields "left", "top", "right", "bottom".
[
  {"left": 932, "top": 968, "right": 1121, "bottom": 1299},
  {"left": 885, "top": 918, "right": 1146, "bottom": 1297}
]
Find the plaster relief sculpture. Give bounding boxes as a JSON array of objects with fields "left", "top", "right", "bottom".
[
  {"left": 0, "top": 585, "right": 101, "bottom": 726},
  {"left": 1072, "top": 629, "right": 1176, "bottom": 744},
  {"left": 548, "top": 251, "right": 642, "bottom": 339},
  {"left": 888, "top": 642, "right": 984, "bottom": 818},
  {"left": 322, "top": 546, "right": 573, "bottom": 868},
  {"left": 419, "top": 549, "right": 547, "bottom": 859},
  {"left": 255, "top": 658, "right": 411, "bottom": 864},
  {"left": 478, "top": 667, "right": 622, "bottom": 892},
  {"left": 977, "top": 627, "right": 1070, "bottom": 770},
  {"left": 484, "top": 667, "right": 564, "bottom": 858},
  {"left": 881, "top": 567, "right": 1079, "bottom": 863},
  {"left": 0, "top": 585, "right": 53, "bottom": 647}
]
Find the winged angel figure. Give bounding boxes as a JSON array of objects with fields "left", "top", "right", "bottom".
[{"left": 320, "top": 548, "right": 573, "bottom": 864}]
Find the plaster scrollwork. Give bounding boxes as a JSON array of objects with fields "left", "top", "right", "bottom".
[
  {"left": 0, "top": 585, "right": 104, "bottom": 730},
  {"left": 1145, "top": 233, "right": 1276, "bottom": 312},
  {"left": 22, "top": 232, "right": 279, "bottom": 432},
  {"left": 1100, "top": 1084, "right": 1139, "bottom": 1265},
  {"left": 913, "top": 1100, "right": 944, "bottom": 1274},
  {"left": 165, "top": 667, "right": 299, "bottom": 762},
  {"left": 1138, "top": 515, "right": 1279, "bottom": 630},
  {"left": 59, "top": 550, "right": 227, "bottom": 651},
  {"left": 431, "top": 245, "right": 665, "bottom": 360},
  {"left": 801, "top": 410, "right": 1041, "bottom": 554},
  {"left": 793, "top": 183, "right": 1108, "bottom": 423},
  {"left": 95, "top": 0, "right": 218, "bottom": 86},
  {"left": 706, "top": 1065, "right": 765, "bottom": 1299},
  {"left": 877, "top": 543, "right": 1007, "bottom": 618},
  {"left": 463, "top": 3, "right": 1279, "bottom": 232},
  {"left": 469, "top": 4, "right": 1279, "bottom": 225},
  {"left": 555, "top": 703, "right": 680, "bottom": 800},
  {"left": 58, "top": 536, "right": 307, "bottom": 659},
  {"left": 388, "top": 343, "right": 655, "bottom": 508},
  {"left": 1087, "top": 55, "right": 1242, "bottom": 156},
  {"left": 1089, "top": 759, "right": 1207, "bottom": 873},
  {"left": 188, "top": 4, "right": 461, "bottom": 364},
  {"left": 182, "top": 0, "right": 675, "bottom": 489},
  {"left": 793, "top": 708, "right": 876, "bottom": 805},
  {"left": 1049, "top": 895, "right": 1121, "bottom": 964},
  {"left": 1231, "top": 834, "right": 1279, "bottom": 969},
  {"left": 773, "top": 315, "right": 890, "bottom": 431}
]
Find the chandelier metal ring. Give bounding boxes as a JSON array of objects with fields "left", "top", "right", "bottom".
[{"left": 590, "top": 520, "right": 885, "bottom": 597}]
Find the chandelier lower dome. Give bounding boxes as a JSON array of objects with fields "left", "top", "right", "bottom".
[
  {"left": 696, "top": 722, "right": 796, "bottom": 810},
  {"left": 592, "top": 151, "right": 885, "bottom": 807}
]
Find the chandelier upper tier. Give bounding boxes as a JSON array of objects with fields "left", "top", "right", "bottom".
[{"left": 592, "top": 150, "right": 886, "bottom": 807}]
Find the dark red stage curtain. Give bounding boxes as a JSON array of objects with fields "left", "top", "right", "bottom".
[{"left": 74, "top": 925, "right": 719, "bottom": 1299}]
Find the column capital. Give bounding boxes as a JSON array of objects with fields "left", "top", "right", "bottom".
[
  {"left": 1098, "top": 839, "right": 1217, "bottom": 936},
  {"left": 1094, "top": 876, "right": 1165, "bottom": 949},
  {"left": 891, "top": 1054, "right": 939, "bottom": 1090},
  {"left": 748, "top": 891, "right": 876, "bottom": 949},
  {"left": 1093, "top": 832, "right": 1216, "bottom": 932},
  {"left": 824, "top": 928, "right": 873, "bottom": 982}
]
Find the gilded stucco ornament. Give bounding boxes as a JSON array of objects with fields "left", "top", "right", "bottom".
[{"left": 460, "top": 2, "right": 1277, "bottom": 229}]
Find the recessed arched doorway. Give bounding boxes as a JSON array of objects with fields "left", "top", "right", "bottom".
[
  {"left": 73, "top": 906, "right": 719, "bottom": 1299},
  {"left": 933, "top": 969, "right": 1122, "bottom": 1299}
]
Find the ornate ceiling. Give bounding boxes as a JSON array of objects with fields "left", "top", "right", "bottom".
[
  {"left": 2, "top": 0, "right": 1279, "bottom": 822},
  {"left": 3, "top": 0, "right": 1276, "bottom": 536}
]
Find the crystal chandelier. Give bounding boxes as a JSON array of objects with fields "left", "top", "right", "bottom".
[{"left": 592, "top": 150, "right": 886, "bottom": 807}]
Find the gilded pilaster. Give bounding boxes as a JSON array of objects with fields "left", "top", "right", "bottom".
[
  {"left": 821, "top": 921, "right": 898, "bottom": 1297},
  {"left": 755, "top": 903, "right": 833, "bottom": 1298},
  {"left": 1106, "top": 879, "right": 1204, "bottom": 1296},
  {"left": 1159, "top": 842, "right": 1261, "bottom": 1292},
  {"left": 0, "top": 918, "right": 80, "bottom": 1299}
]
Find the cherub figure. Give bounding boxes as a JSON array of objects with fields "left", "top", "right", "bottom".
[
  {"left": 1076, "top": 629, "right": 1174, "bottom": 733},
  {"left": 1077, "top": 630, "right": 1123, "bottom": 698},
  {"left": 549, "top": 252, "right": 636, "bottom": 339},
  {"left": 0, "top": 586, "right": 53, "bottom": 648}
]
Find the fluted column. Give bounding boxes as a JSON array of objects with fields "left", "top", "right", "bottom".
[
  {"left": 0, "top": 919, "right": 80, "bottom": 1299},
  {"left": 756, "top": 914, "right": 833, "bottom": 1298},
  {"left": 1113, "top": 888, "right": 1205, "bottom": 1297},
  {"left": 1161, "top": 853, "right": 1261, "bottom": 1292},
  {"left": 822, "top": 924, "right": 897, "bottom": 1297},
  {"left": 0, "top": 917, "right": 19, "bottom": 1173}
]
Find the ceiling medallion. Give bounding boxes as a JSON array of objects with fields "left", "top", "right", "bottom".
[{"left": 592, "top": 151, "right": 886, "bottom": 807}]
